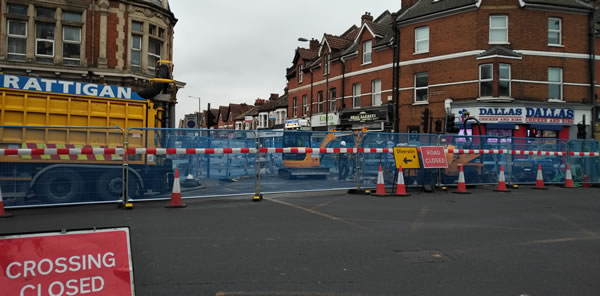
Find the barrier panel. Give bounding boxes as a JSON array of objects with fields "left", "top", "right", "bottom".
[
  {"left": 510, "top": 137, "right": 568, "bottom": 184},
  {"left": 126, "top": 128, "right": 258, "bottom": 200},
  {"left": 0, "top": 125, "right": 125, "bottom": 207},
  {"left": 568, "top": 140, "right": 600, "bottom": 184}
]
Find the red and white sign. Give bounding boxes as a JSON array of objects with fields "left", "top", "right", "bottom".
[
  {"left": 0, "top": 228, "right": 134, "bottom": 296},
  {"left": 420, "top": 146, "right": 448, "bottom": 169}
]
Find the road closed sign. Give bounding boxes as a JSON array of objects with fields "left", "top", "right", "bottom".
[
  {"left": 0, "top": 227, "right": 134, "bottom": 296},
  {"left": 420, "top": 146, "right": 448, "bottom": 169}
]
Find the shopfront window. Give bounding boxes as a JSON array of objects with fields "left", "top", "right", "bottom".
[{"left": 528, "top": 128, "right": 558, "bottom": 138}]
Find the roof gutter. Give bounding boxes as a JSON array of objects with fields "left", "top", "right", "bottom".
[{"left": 397, "top": 4, "right": 478, "bottom": 26}]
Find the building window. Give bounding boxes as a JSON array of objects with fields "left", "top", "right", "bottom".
[
  {"left": 36, "top": 7, "right": 56, "bottom": 19},
  {"left": 63, "top": 11, "right": 82, "bottom": 22},
  {"left": 298, "top": 64, "right": 303, "bottom": 83},
  {"left": 352, "top": 83, "right": 361, "bottom": 108},
  {"left": 414, "top": 72, "right": 428, "bottom": 103},
  {"left": 63, "top": 26, "right": 81, "bottom": 65},
  {"left": 371, "top": 79, "right": 382, "bottom": 106},
  {"left": 7, "top": 4, "right": 28, "bottom": 15},
  {"left": 132, "top": 21, "right": 143, "bottom": 33},
  {"left": 479, "top": 64, "right": 493, "bottom": 97},
  {"left": 548, "top": 18, "right": 561, "bottom": 46},
  {"left": 363, "top": 40, "right": 372, "bottom": 64},
  {"left": 36, "top": 22, "right": 55, "bottom": 63},
  {"left": 499, "top": 64, "right": 511, "bottom": 97},
  {"left": 548, "top": 67, "right": 563, "bottom": 101},
  {"left": 7, "top": 20, "right": 27, "bottom": 61},
  {"left": 489, "top": 15, "right": 508, "bottom": 44},
  {"left": 329, "top": 88, "right": 336, "bottom": 112},
  {"left": 293, "top": 97, "right": 298, "bottom": 117},
  {"left": 318, "top": 91, "right": 324, "bottom": 113},
  {"left": 148, "top": 39, "right": 162, "bottom": 71},
  {"left": 415, "top": 26, "right": 429, "bottom": 53},
  {"left": 302, "top": 95, "right": 308, "bottom": 116},
  {"left": 323, "top": 54, "right": 330, "bottom": 75},
  {"left": 131, "top": 35, "right": 142, "bottom": 71}
]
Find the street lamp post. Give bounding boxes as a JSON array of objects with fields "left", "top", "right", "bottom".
[{"left": 188, "top": 96, "right": 201, "bottom": 128}]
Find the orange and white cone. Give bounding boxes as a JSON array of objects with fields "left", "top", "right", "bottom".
[
  {"left": 453, "top": 165, "right": 471, "bottom": 194},
  {"left": 494, "top": 165, "right": 510, "bottom": 192},
  {"left": 0, "top": 186, "right": 14, "bottom": 218},
  {"left": 563, "top": 164, "right": 575, "bottom": 189},
  {"left": 533, "top": 164, "right": 548, "bottom": 190},
  {"left": 166, "top": 169, "right": 187, "bottom": 208},
  {"left": 373, "top": 164, "right": 387, "bottom": 196},
  {"left": 394, "top": 166, "right": 410, "bottom": 197}
]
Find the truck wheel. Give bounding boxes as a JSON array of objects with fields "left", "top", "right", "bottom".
[
  {"left": 36, "top": 169, "right": 83, "bottom": 204},
  {"left": 96, "top": 171, "right": 141, "bottom": 201}
]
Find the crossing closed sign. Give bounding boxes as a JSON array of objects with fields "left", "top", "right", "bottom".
[
  {"left": 0, "top": 227, "right": 134, "bottom": 296},
  {"left": 420, "top": 146, "right": 448, "bottom": 168}
]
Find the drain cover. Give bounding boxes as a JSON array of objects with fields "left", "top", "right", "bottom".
[{"left": 396, "top": 250, "right": 449, "bottom": 263}]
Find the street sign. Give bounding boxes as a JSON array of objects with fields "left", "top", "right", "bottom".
[
  {"left": 0, "top": 227, "right": 135, "bottom": 296},
  {"left": 420, "top": 146, "right": 449, "bottom": 168},
  {"left": 393, "top": 146, "right": 420, "bottom": 169}
]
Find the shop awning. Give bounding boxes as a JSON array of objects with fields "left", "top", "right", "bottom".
[{"left": 528, "top": 124, "right": 564, "bottom": 131}]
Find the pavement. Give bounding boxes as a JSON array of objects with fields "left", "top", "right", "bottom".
[{"left": 1, "top": 186, "right": 600, "bottom": 296}]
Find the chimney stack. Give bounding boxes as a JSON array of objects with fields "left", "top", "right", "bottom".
[
  {"left": 270, "top": 93, "right": 279, "bottom": 101},
  {"left": 309, "top": 39, "right": 319, "bottom": 51},
  {"left": 361, "top": 12, "right": 373, "bottom": 24}
]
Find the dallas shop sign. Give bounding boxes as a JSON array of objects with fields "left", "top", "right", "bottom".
[{"left": 458, "top": 107, "right": 575, "bottom": 124}]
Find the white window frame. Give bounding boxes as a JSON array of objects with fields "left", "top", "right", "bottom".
[
  {"left": 352, "top": 83, "right": 361, "bottom": 108},
  {"left": 362, "top": 40, "right": 372, "bottom": 64},
  {"left": 35, "top": 23, "right": 55, "bottom": 58},
  {"left": 548, "top": 67, "right": 563, "bottom": 101},
  {"left": 323, "top": 54, "right": 330, "bottom": 75},
  {"left": 479, "top": 64, "right": 493, "bottom": 97},
  {"left": 548, "top": 17, "right": 562, "bottom": 46},
  {"left": 293, "top": 97, "right": 298, "bottom": 118},
  {"left": 371, "top": 79, "right": 382, "bottom": 106},
  {"left": 62, "top": 26, "right": 81, "bottom": 65},
  {"left": 148, "top": 38, "right": 162, "bottom": 71},
  {"left": 131, "top": 34, "right": 142, "bottom": 70},
  {"left": 414, "top": 72, "right": 429, "bottom": 103},
  {"left": 415, "top": 26, "right": 429, "bottom": 54},
  {"left": 499, "top": 63, "right": 511, "bottom": 97},
  {"left": 489, "top": 15, "right": 508, "bottom": 44},
  {"left": 7, "top": 20, "right": 27, "bottom": 60},
  {"left": 329, "top": 88, "right": 337, "bottom": 112},
  {"left": 318, "top": 91, "right": 324, "bottom": 113},
  {"left": 298, "top": 64, "right": 303, "bottom": 83},
  {"left": 302, "top": 95, "right": 308, "bottom": 116}
]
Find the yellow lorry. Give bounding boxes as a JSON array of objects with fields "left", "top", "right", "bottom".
[{"left": 0, "top": 69, "right": 175, "bottom": 204}]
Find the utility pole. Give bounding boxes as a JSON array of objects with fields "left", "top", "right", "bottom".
[{"left": 188, "top": 96, "right": 201, "bottom": 129}]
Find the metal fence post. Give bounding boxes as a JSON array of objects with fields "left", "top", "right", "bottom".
[
  {"left": 253, "top": 131, "right": 263, "bottom": 201},
  {"left": 121, "top": 128, "right": 133, "bottom": 209},
  {"left": 506, "top": 137, "right": 513, "bottom": 187}
]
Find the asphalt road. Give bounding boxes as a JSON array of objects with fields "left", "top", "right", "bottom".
[{"left": 2, "top": 186, "right": 600, "bottom": 296}]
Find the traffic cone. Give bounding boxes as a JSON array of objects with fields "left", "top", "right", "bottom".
[
  {"left": 394, "top": 166, "right": 410, "bottom": 197},
  {"left": 166, "top": 169, "right": 187, "bottom": 208},
  {"left": 453, "top": 165, "right": 471, "bottom": 194},
  {"left": 533, "top": 164, "right": 548, "bottom": 190},
  {"left": 0, "top": 186, "right": 14, "bottom": 218},
  {"left": 372, "top": 164, "right": 387, "bottom": 196},
  {"left": 562, "top": 164, "right": 575, "bottom": 189},
  {"left": 494, "top": 165, "right": 510, "bottom": 192}
]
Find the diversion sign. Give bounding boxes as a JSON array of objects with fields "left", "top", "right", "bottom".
[{"left": 0, "top": 227, "right": 134, "bottom": 296}]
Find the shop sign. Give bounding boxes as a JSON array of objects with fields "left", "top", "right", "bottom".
[
  {"left": 454, "top": 106, "right": 580, "bottom": 125},
  {"left": 244, "top": 116, "right": 253, "bottom": 123},
  {"left": 311, "top": 113, "right": 339, "bottom": 127},
  {"left": 341, "top": 107, "right": 389, "bottom": 124},
  {"left": 285, "top": 119, "right": 299, "bottom": 129}
]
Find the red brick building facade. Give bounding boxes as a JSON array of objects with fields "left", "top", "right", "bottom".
[{"left": 286, "top": 0, "right": 599, "bottom": 139}]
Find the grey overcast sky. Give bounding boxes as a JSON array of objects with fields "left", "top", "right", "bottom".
[{"left": 169, "top": 0, "right": 401, "bottom": 122}]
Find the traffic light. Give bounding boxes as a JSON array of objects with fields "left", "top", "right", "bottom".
[
  {"left": 206, "top": 103, "right": 217, "bottom": 128},
  {"left": 434, "top": 119, "right": 442, "bottom": 133},
  {"left": 446, "top": 114, "right": 460, "bottom": 134},
  {"left": 577, "top": 123, "right": 587, "bottom": 139},
  {"left": 420, "top": 108, "right": 430, "bottom": 133}
]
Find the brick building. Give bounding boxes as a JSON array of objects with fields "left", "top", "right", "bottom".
[
  {"left": 286, "top": 0, "right": 599, "bottom": 140},
  {"left": 0, "top": 0, "right": 179, "bottom": 90}
]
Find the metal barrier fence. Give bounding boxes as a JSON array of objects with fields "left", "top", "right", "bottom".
[{"left": 1, "top": 125, "right": 599, "bottom": 208}]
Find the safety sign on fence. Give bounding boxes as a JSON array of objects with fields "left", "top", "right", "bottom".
[
  {"left": 0, "top": 227, "right": 135, "bottom": 296},
  {"left": 420, "top": 146, "right": 449, "bottom": 169},
  {"left": 393, "top": 146, "right": 420, "bottom": 169}
]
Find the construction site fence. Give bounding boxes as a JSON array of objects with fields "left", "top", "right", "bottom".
[{"left": 1, "top": 126, "right": 599, "bottom": 208}]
